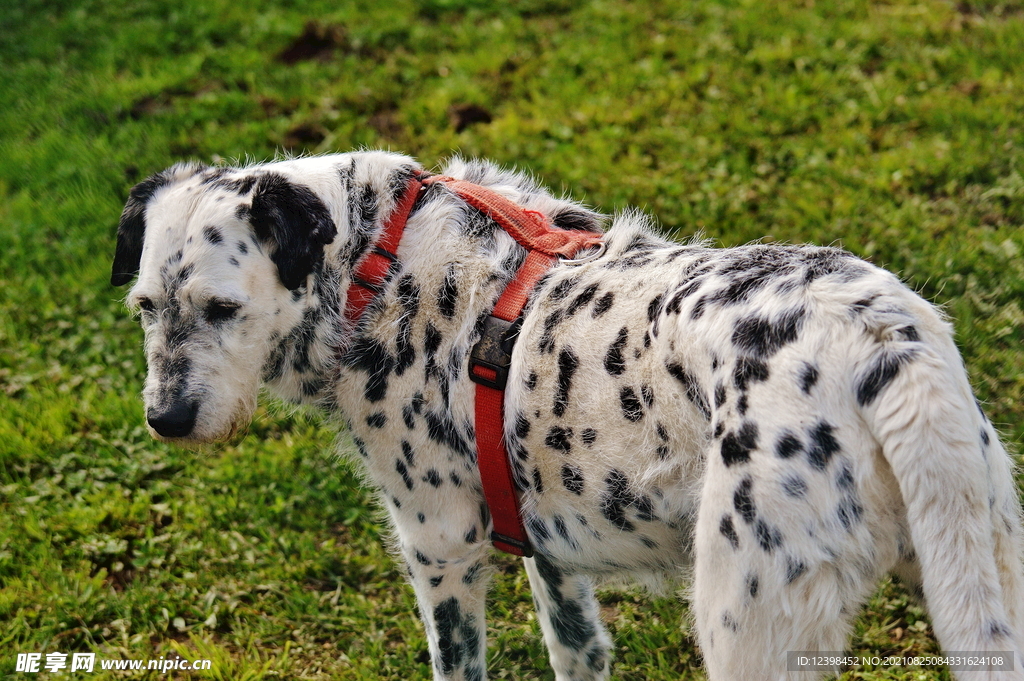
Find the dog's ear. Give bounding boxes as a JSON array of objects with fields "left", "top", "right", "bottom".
[
  {"left": 111, "top": 172, "right": 173, "bottom": 286},
  {"left": 248, "top": 172, "right": 337, "bottom": 290}
]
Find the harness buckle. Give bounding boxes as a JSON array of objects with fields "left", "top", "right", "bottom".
[{"left": 469, "top": 315, "right": 523, "bottom": 391}]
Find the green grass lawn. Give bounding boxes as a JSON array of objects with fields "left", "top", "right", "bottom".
[{"left": 1, "top": 0, "right": 1022, "bottom": 678}]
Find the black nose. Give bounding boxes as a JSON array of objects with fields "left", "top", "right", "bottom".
[{"left": 147, "top": 400, "right": 198, "bottom": 438}]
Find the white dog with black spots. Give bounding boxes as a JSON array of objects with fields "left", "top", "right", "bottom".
[{"left": 112, "top": 151, "right": 1024, "bottom": 680}]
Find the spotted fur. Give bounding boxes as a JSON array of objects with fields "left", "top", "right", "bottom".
[{"left": 113, "top": 151, "right": 1024, "bottom": 680}]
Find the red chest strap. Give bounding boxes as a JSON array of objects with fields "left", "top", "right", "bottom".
[{"left": 345, "top": 172, "right": 603, "bottom": 558}]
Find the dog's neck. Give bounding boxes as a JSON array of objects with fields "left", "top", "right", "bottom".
[{"left": 261, "top": 152, "right": 603, "bottom": 418}]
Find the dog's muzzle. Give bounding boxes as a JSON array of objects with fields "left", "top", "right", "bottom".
[{"left": 147, "top": 400, "right": 199, "bottom": 439}]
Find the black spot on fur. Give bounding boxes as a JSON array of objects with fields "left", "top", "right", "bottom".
[
  {"left": 592, "top": 291, "right": 614, "bottom": 318},
  {"left": 561, "top": 464, "right": 584, "bottom": 495},
  {"left": 720, "top": 515, "right": 739, "bottom": 548},
  {"left": 567, "top": 284, "right": 599, "bottom": 316},
  {"left": 342, "top": 337, "right": 395, "bottom": 403},
  {"left": 552, "top": 207, "right": 599, "bottom": 232},
  {"left": 835, "top": 461, "right": 855, "bottom": 490},
  {"left": 463, "top": 562, "right": 483, "bottom": 585},
  {"left": 604, "top": 327, "right": 629, "bottom": 375},
  {"left": 786, "top": 557, "right": 807, "bottom": 583},
  {"left": 395, "top": 459, "right": 414, "bottom": 490},
  {"left": 619, "top": 387, "right": 644, "bottom": 422},
  {"left": 439, "top": 266, "right": 459, "bottom": 319},
  {"left": 804, "top": 248, "right": 864, "bottom": 282},
  {"left": 690, "top": 294, "right": 709, "bottom": 320},
  {"left": 807, "top": 421, "right": 841, "bottom": 471},
  {"left": 366, "top": 412, "right": 387, "bottom": 428},
  {"left": 714, "top": 382, "right": 727, "bottom": 408},
  {"left": 800, "top": 363, "right": 819, "bottom": 393},
  {"left": 553, "top": 515, "right": 579, "bottom": 550},
  {"left": 721, "top": 421, "right": 759, "bottom": 466},
  {"left": 649, "top": 425, "right": 665, "bottom": 445},
  {"left": 775, "top": 431, "right": 802, "bottom": 459},
  {"left": 237, "top": 240, "right": 248, "bottom": 255},
  {"left": 424, "top": 410, "right": 474, "bottom": 460},
  {"left": 837, "top": 495, "right": 864, "bottom": 531},
  {"left": 545, "top": 426, "right": 573, "bottom": 452},
  {"left": 538, "top": 309, "right": 563, "bottom": 354},
  {"left": 734, "top": 357, "right": 770, "bottom": 391},
  {"left": 899, "top": 325, "right": 920, "bottom": 342},
  {"left": 528, "top": 514, "right": 551, "bottom": 542},
  {"left": 989, "top": 620, "right": 1012, "bottom": 640},
  {"left": 402, "top": 404, "right": 415, "bottom": 429},
  {"left": 732, "top": 307, "right": 805, "bottom": 358},
  {"left": 747, "top": 573, "right": 759, "bottom": 598},
  {"left": 782, "top": 476, "right": 807, "bottom": 498},
  {"left": 424, "top": 321, "right": 443, "bottom": 381},
  {"left": 549, "top": 277, "right": 578, "bottom": 301},
  {"left": 526, "top": 372, "right": 538, "bottom": 390},
  {"left": 553, "top": 347, "right": 579, "bottom": 417},
  {"left": 430, "top": 575, "right": 444, "bottom": 587},
  {"left": 981, "top": 428, "right": 990, "bottom": 446},
  {"left": 394, "top": 274, "right": 420, "bottom": 375},
  {"left": 755, "top": 520, "right": 783, "bottom": 552},
  {"left": 581, "top": 428, "right": 597, "bottom": 447},
  {"left": 423, "top": 468, "right": 443, "bottom": 488},
  {"left": 514, "top": 413, "right": 531, "bottom": 439},
  {"left": 203, "top": 225, "right": 223, "bottom": 244},
  {"left": 666, "top": 363, "right": 711, "bottom": 420},
  {"left": 733, "top": 477, "right": 756, "bottom": 523},
  {"left": 856, "top": 349, "right": 914, "bottom": 407},
  {"left": 646, "top": 294, "right": 663, "bottom": 322},
  {"left": 532, "top": 468, "right": 544, "bottom": 493}
]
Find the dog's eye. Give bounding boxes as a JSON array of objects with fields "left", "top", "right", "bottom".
[
  {"left": 137, "top": 297, "right": 156, "bottom": 313},
  {"left": 204, "top": 300, "right": 241, "bottom": 323}
]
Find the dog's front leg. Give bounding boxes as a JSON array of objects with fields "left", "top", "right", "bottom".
[
  {"left": 524, "top": 553, "right": 612, "bottom": 680},
  {"left": 391, "top": 506, "right": 493, "bottom": 681}
]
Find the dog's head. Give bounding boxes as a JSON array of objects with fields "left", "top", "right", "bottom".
[{"left": 111, "top": 160, "right": 340, "bottom": 444}]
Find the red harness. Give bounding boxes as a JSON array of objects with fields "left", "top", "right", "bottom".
[{"left": 345, "top": 172, "right": 603, "bottom": 557}]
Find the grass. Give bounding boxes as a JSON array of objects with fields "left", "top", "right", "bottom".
[{"left": 1, "top": 0, "right": 1022, "bottom": 678}]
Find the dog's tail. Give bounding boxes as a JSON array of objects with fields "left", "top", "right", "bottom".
[{"left": 858, "top": 293, "right": 1024, "bottom": 679}]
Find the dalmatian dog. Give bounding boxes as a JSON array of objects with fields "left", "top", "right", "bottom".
[{"left": 111, "top": 151, "right": 1024, "bottom": 680}]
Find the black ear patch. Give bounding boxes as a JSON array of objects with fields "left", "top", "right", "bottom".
[
  {"left": 111, "top": 172, "right": 172, "bottom": 286},
  {"left": 248, "top": 172, "right": 337, "bottom": 290}
]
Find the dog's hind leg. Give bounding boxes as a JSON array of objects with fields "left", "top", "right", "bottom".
[
  {"left": 525, "top": 554, "right": 612, "bottom": 681},
  {"left": 691, "top": 459, "right": 879, "bottom": 681}
]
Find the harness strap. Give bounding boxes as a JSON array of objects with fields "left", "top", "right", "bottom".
[
  {"left": 422, "top": 176, "right": 602, "bottom": 557},
  {"left": 345, "top": 170, "right": 603, "bottom": 558},
  {"left": 344, "top": 175, "right": 425, "bottom": 324}
]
